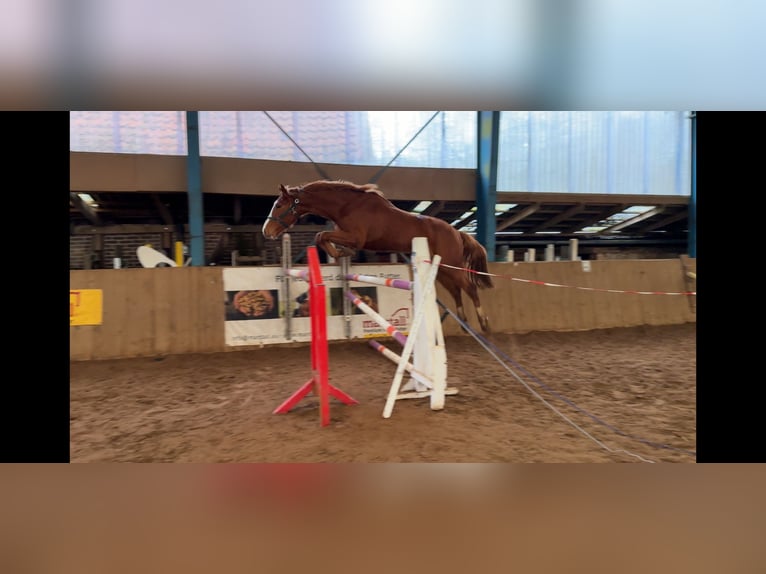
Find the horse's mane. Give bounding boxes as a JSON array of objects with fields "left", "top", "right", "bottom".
[{"left": 303, "top": 179, "right": 386, "bottom": 198}]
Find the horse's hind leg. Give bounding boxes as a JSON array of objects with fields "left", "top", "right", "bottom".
[
  {"left": 439, "top": 270, "right": 490, "bottom": 333},
  {"left": 450, "top": 286, "right": 469, "bottom": 325},
  {"left": 435, "top": 273, "right": 465, "bottom": 322},
  {"left": 439, "top": 271, "right": 474, "bottom": 330},
  {"left": 469, "top": 283, "right": 492, "bottom": 333},
  {"left": 464, "top": 281, "right": 491, "bottom": 333}
]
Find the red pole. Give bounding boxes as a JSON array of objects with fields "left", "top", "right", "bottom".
[
  {"left": 307, "top": 247, "right": 331, "bottom": 427},
  {"left": 273, "top": 246, "right": 357, "bottom": 426}
]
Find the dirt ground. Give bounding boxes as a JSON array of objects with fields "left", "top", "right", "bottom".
[{"left": 70, "top": 323, "right": 696, "bottom": 463}]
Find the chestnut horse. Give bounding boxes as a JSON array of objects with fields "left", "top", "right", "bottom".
[{"left": 262, "top": 180, "right": 493, "bottom": 332}]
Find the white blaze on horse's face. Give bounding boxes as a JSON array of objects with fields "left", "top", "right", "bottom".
[
  {"left": 262, "top": 196, "right": 283, "bottom": 240},
  {"left": 262, "top": 185, "right": 297, "bottom": 240}
]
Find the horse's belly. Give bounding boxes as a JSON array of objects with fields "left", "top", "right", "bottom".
[
  {"left": 361, "top": 215, "right": 454, "bottom": 257},
  {"left": 363, "top": 236, "right": 414, "bottom": 253}
]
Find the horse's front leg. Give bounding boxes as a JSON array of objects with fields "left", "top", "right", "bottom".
[
  {"left": 315, "top": 229, "right": 364, "bottom": 259},
  {"left": 314, "top": 233, "right": 344, "bottom": 259}
]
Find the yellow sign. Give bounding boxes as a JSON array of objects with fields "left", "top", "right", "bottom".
[{"left": 70, "top": 289, "right": 103, "bottom": 326}]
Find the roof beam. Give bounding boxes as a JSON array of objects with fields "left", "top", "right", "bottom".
[
  {"left": 452, "top": 212, "right": 476, "bottom": 230},
  {"left": 233, "top": 196, "right": 242, "bottom": 224},
  {"left": 496, "top": 203, "right": 541, "bottom": 232},
  {"left": 71, "top": 223, "right": 328, "bottom": 235},
  {"left": 563, "top": 205, "right": 628, "bottom": 233},
  {"left": 69, "top": 192, "right": 102, "bottom": 226},
  {"left": 528, "top": 203, "right": 585, "bottom": 233},
  {"left": 634, "top": 209, "right": 688, "bottom": 232},
  {"left": 421, "top": 200, "right": 445, "bottom": 217},
  {"left": 598, "top": 206, "right": 665, "bottom": 234},
  {"left": 496, "top": 191, "right": 689, "bottom": 206},
  {"left": 151, "top": 193, "right": 174, "bottom": 226}
]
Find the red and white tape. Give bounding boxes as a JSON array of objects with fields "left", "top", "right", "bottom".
[{"left": 433, "top": 262, "right": 697, "bottom": 296}]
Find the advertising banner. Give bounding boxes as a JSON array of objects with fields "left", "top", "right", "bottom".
[{"left": 223, "top": 265, "right": 412, "bottom": 346}]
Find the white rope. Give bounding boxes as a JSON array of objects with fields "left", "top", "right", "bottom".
[{"left": 443, "top": 307, "right": 656, "bottom": 463}]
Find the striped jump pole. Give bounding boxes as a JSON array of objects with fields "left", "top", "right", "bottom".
[
  {"left": 370, "top": 340, "right": 459, "bottom": 400},
  {"left": 345, "top": 273, "right": 413, "bottom": 291},
  {"left": 273, "top": 245, "right": 357, "bottom": 427},
  {"left": 348, "top": 287, "right": 455, "bottom": 398},
  {"left": 345, "top": 291, "right": 408, "bottom": 346},
  {"left": 285, "top": 268, "right": 309, "bottom": 281},
  {"left": 368, "top": 340, "right": 431, "bottom": 388}
]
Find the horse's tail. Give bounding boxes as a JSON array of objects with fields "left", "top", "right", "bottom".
[{"left": 460, "top": 232, "right": 494, "bottom": 289}]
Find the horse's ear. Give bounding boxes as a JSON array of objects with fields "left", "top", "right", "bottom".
[{"left": 279, "top": 184, "right": 288, "bottom": 195}]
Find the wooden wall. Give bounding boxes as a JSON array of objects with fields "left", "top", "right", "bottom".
[
  {"left": 438, "top": 258, "right": 697, "bottom": 336},
  {"left": 70, "top": 268, "right": 224, "bottom": 360},
  {"left": 70, "top": 258, "right": 696, "bottom": 361}
]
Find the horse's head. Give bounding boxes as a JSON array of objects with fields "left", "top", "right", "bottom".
[{"left": 262, "top": 184, "right": 304, "bottom": 240}]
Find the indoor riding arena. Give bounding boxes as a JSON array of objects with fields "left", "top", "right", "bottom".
[{"left": 70, "top": 111, "right": 697, "bottom": 463}]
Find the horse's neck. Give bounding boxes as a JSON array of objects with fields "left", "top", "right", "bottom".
[{"left": 303, "top": 188, "right": 357, "bottom": 223}]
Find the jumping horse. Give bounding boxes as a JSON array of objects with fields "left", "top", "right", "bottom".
[{"left": 262, "top": 180, "right": 494, "bottom": 332}]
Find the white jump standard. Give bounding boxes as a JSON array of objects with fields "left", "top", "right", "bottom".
[{"left": 346, "top": 237, "right": 458, "bottom": 418}]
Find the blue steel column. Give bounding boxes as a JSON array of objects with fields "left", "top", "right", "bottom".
[
  {"left": 688, "top": 111, "right": 696, "bottom": 257},
  {"left": 476, "top": 111, "right": 500, "bottom": 261},
  {"left": 185, "top": 111, "right": 205, "bottom": 266}
]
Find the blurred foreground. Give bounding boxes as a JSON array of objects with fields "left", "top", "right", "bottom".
[{"left": 0, "top": 464, "right": 763, "bottom": 573}]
